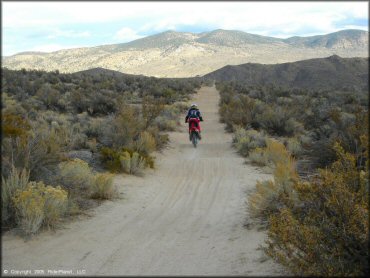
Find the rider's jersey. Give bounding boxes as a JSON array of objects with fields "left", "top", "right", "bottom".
[{"left": 186, "top": 108, "right": 203, "bottom": 121}]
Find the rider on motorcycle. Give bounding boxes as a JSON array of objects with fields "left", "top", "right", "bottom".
[{"left": 185, "top": 103, "right": 203, "bottom": 140}]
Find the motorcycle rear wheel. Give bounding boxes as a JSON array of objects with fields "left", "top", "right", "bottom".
[{"left": 191, "top": 132, "right": 198, "bottom": 148}]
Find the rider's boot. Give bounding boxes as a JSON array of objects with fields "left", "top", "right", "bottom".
[
  {"left": 189, "top": 131, "right": 192, "bottom": 141},
  {"left": 198, "top": 131, "right": 202, "bottom": 140}
]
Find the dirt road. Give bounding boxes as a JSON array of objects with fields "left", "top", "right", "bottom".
[{"left": 2, "top": 86, "right": 285, "bottom": 276}]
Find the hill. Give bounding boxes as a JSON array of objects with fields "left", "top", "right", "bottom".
[
  {"left": 203, "top": 55, "right": 369, "bottom": 92},
  {"left": 2, "top": 29, "right": 368, "bottom": 77}
]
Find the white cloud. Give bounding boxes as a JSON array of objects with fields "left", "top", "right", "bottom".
[
  {"left": 136, "top": 2, "right": 368, "bottom": 37},
  {"left": 114, "top": 27, "right": 144, "bottom": 42},
  {"left": 2, "top": 1, "right": 368, "bottom": 55},
  {"left": 3, "top": 1, "right": 368, "bottom": 31}
]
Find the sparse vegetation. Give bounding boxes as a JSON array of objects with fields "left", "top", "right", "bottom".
[
  {"left": 2, "top": 67, "right": 201, "bottom": 236},
  {"left": 265, "top": 141, "right": 369, "bottom": 276},
  {"left": 217, "top": 63, "right": 368, "bottom": 276}
]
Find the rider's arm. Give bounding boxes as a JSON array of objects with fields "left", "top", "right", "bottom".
[{"left": 197, "top": 111, "right": 203, "bottom": 121}]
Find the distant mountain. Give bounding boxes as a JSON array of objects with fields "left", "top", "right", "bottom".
[
  {"left": 2, "top": 29, "right": 368, "bottom": 78},
  {"left": 284, "top": 29, "right": 368, "bottom": 48},
  {"left": 204, "top": 55, "right": 369, "bottom": 92}
]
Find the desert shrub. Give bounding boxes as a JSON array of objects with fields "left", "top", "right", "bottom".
[
  {"left": 264, "top": 139, "right": 291, "bottom": 165},
  {"left": 12, "top": 181, "right": 68, "bottom": 235},
  {"left": 58, "top": 159, "right": 94, "bottom": 195},
  {"left": 2, "top": 112, "right": 31, "bottom": 138},
  {"left": 219, "top": 94, "right": 257, "bottom": 131},
  {"left": 91, "top": 173, "right": 117, "bottom": 200},
  {"left": 109, "top": 105, "right": 143, "bottom": 149},
  {"left": 2, "top": 121, "right": 66, "bottom": 182},
  {"left": 286, "top": 137, "right": 303, "bottom": 158},
  {"left": 120, "top": 151, "right": 146, "bottom": 176},
  {"left": 248, "top": 147, "right": 267, "bottom": 166},
  {"left": 85, "top": 117, "right": 105, "bottom": 138},
  {"left": 154, "top": 102, "right": 184, "bottom": 131},
  {"left": 100, "top": 147, "right": 154, "bottom": 174},
  {"left": 119, "top": 151, "right": 132, "bottom": 173},
  {"left": 256, "top": 106, "right": 293, "bottom": 136},
  {"left": 232, "top": 127, "right": 267, "bottom": 157},
  {"left": 248, "top": 139, "right": 290, "bottom": 167},
  {"left": 2, "top": 166, "right": 30, "bottom": 225},
  {"left": 42, "top": 185, "right": 68, "bottom": 228},
  {"left": 248, "top": 158, "right": 298, "bottom": 223},
  {"left": 130, "top": 152, "right": 146, "bottom": 175},
  {"left": 142, "top": 96, "right": 165, "bottom": 128},
  {"left": 12, "top": 183, "right": 45, "bottom": 235},
  {"left": 133, "top": 131, "right": 156, "bottom": 156},
  {"left": 284, "top": 118, "right": 305, "bottom": 136},
  {"left": 265, "top": 142, "right": 369, "bottom": 276},
  {"left": 100, "top": 147, "right": 122, "bottom": 172},
  {"left": 146, "top": 126, "right": 169, "bottom": 150},
  {"left": 155, "top": 116, "right": 178, "bottom": 131}
]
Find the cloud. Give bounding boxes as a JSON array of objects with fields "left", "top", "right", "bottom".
[
  {"left": 4, "top": 2, "right": 368, "bottom": 31},
  {"left": 136, "top": 2, "right": 368, "bottom": 37},
  {"left": 2, "top": 1, "right": 368, "bottom": 55},
  {"left": 114, "top": 27, "right": 144, "bottom": 42}
]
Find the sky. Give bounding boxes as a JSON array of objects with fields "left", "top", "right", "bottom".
[{"left": 2, "top": 1, "right": 369, "bottom": 56}]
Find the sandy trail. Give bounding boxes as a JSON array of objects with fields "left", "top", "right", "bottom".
[{"left": 2, "top": 86, "right": 285, "bottom": 276}]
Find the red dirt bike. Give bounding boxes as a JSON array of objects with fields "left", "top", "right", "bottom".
[{"left": 187, "top": 118, "right": 201, "bottom": 148}]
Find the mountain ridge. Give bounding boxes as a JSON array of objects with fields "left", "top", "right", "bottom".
[{"left": 3, "top": 29, "right": 368, "bottom": 77}]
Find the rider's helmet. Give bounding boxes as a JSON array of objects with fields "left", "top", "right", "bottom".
[{"left": 191, "top": 103, "right": 198, "bottom": 109}]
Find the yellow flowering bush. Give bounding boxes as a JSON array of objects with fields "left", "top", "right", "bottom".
[
  {"left": 43, "top": 185, "right": 68, "bottom": 228},
  {"left": 12, "top": 181, "right": 68, "bottom": 235},
  {"left": 248, "top": 139, "right": 290, "bottom": 168},
  {"left": 12, "top": 182, "right": 45, "bottom": 235}
]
